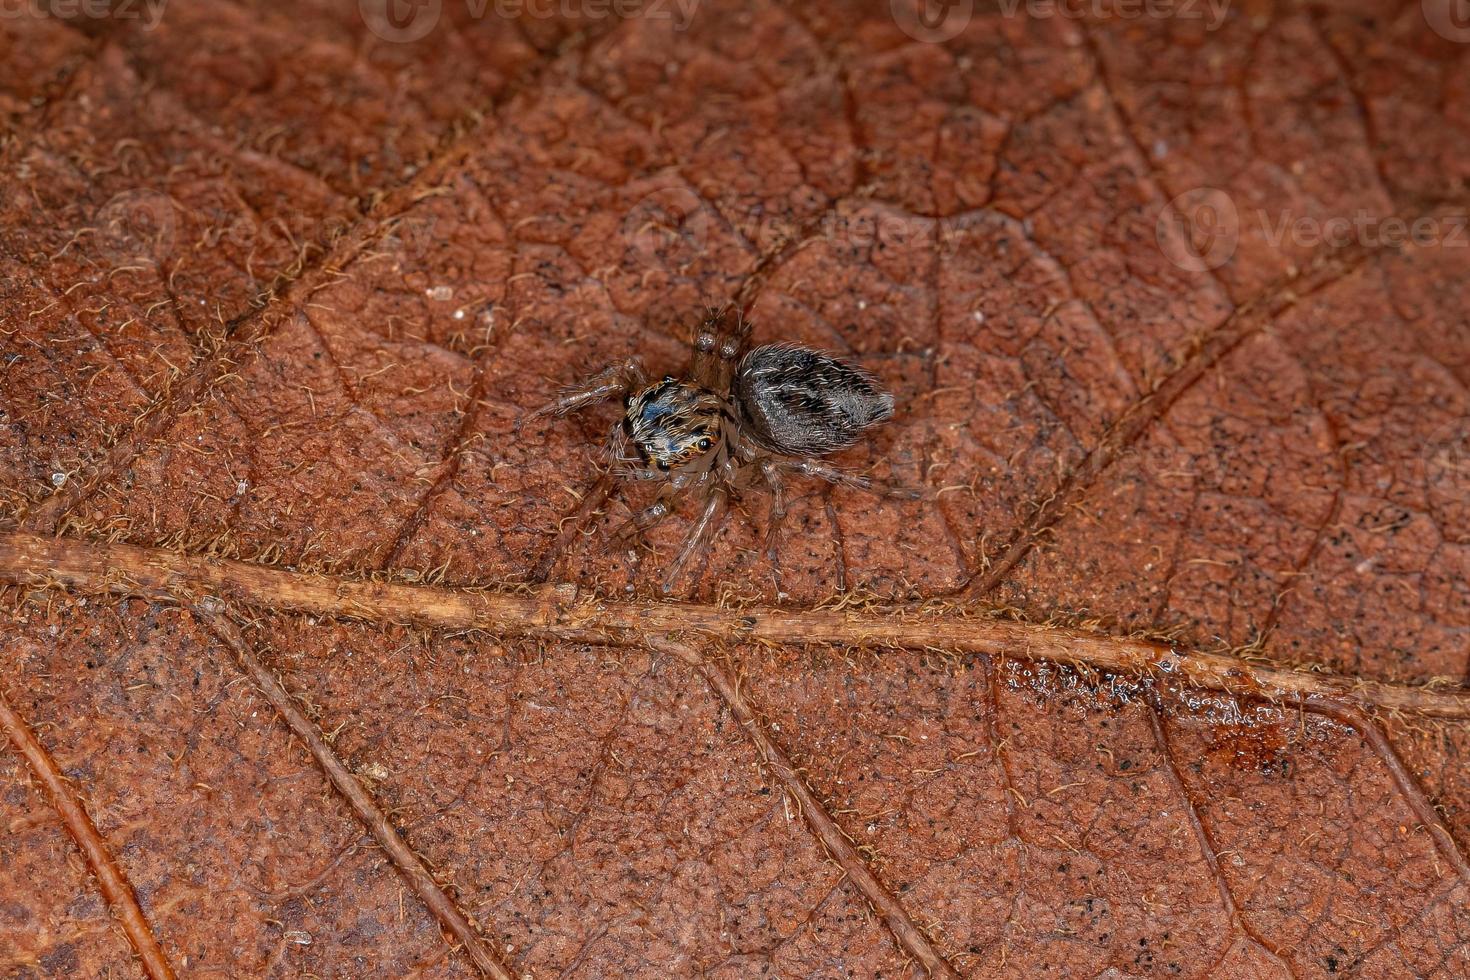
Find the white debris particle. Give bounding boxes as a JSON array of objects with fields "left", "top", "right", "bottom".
[
  {"left": 453, "top": 308, "right": 467, "bottom": 320},
  {"left": 285, "top": 931, "right": 312, "bottom": 946},
  {"left": 426, "top": 285, "right": 454, "bottom": 302},
  {"left": 358, "top": 761, "right": 391, "bottom": 782}
]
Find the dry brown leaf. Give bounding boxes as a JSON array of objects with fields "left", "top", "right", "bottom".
[{"left": 2, "top": 1, "right": 1469, "bottom": 977}]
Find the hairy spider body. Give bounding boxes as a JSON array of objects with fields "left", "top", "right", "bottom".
[
  {"left": 735, "top": 344, "right": 895, "bottom": 456},
  {"left": 524, "top": 309, "right": 917, "bottom": 592},
  {"left": 623, "top": 378, "right": 733, "bottom": 474}
]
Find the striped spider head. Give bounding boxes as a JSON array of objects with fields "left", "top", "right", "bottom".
[{"left": 622, "top": 377, "right": 726, "bottom": 474}]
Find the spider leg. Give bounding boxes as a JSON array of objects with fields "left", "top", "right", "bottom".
[
  {"left": 661, "top": 486, "right": 728, "bottom": 595},
  {"left": 519, "top": 357, "right": 647, "bottom": 428},
  {"left": 759, "top": 459, "right": 787, "bottom": 565},
  {"left": 530, "top": 471, "right": 615, "bottom": 582},
  {"left": 781, "top": 459, "right": 924, "bottom": 500},
  {"left": 610, "top": 497, "right": 675, "bottom": 548}
]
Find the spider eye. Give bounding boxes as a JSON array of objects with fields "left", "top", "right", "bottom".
[
  {"left": 656, "top": 461, "right": 670, "bottom": 472},
  {"left": 698, "top": 438, "right": 712, "bottom": 451}
]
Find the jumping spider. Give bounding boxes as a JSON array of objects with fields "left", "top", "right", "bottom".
[{"left": 523, "top": 308, "right": 919, "bottom": 593}]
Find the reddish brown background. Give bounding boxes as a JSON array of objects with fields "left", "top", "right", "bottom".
[{"left": 2, "top": 0, "right": 1469, "bottom": 977}]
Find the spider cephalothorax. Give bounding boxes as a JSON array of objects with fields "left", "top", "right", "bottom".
[
  {"left": 524, "top": 308, "right": 917, "bottom": 592},
  {"left": 623, "top": 378, "right": 731, "bottom": 473}
]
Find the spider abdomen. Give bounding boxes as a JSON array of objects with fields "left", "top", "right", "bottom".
[{"left": 734, "top": 344, "right": 895, "bottom": 457}]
